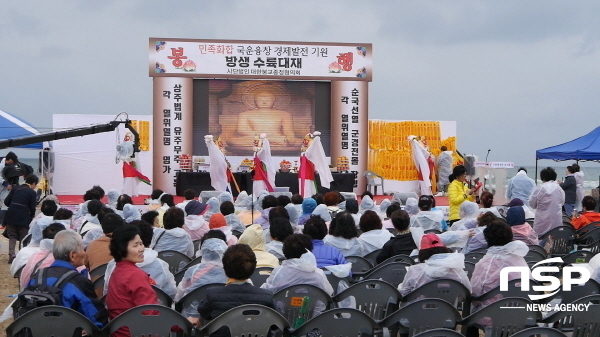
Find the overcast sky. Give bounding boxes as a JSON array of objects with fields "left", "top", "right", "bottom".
[{"left": 2, "top": 1, "right": 600, "bottom": 166}]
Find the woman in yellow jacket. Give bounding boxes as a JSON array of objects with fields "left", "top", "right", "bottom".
[{"left": 447, "top": 165, "right": 475, "bottom": 224}]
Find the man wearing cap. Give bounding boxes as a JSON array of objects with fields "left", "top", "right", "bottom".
[
  {"left": 183, "top": 200, "right": 210, "bottom": 241},
  {"left": 506, "top": 167, "right": 535, "bottom": 206}
]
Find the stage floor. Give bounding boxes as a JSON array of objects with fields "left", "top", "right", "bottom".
[{"left": 55, "top": 195, "right": 450, "bottom": 207}]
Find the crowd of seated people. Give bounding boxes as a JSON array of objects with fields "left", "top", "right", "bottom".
[{"left": 5, "top": 167, "right": 600, "bottom": 337}]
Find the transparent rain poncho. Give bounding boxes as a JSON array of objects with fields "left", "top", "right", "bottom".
[
  {"left": 151, "top": 227, "right": 195, "bottom": 258},
  {"left": 183, "top": 214, "right": 210, "bottom": 241},
  {"left": 202, "top": 197, "right": 221, "bottom": 222},
  {"left": 470, "top": 240, "right": 529, "bottom": 310},
  {"left": 391, "top": 193, "right": 404, "bottom": 206},
  {"left": 106, "top": 189, "right": 119, "bottom": 209},
  {"left": 82, "top": 228, "right": 105, "bottom": 249},
  {"left": 175, "top": 239, "right": 228, "bottom": 318},
  {"left": 234, "top": 191, "right": 249, "bottom": 211},
  {"left": 298, "top": 198, "right": 317, "bottom": 227},
  {"left": 323, "top": 235, "right": 364, "bottom": 257},
  {"left": 29, "top": 215, "right": 55, "bottom": 246},
  {"left": 398, "top": 252, "right": 471, "bottom": 297},
  {"left": 123, "top": 204, "right": 141, "bottom": 223},
  {"left": 529, "top": 181, "right": 565, "bottom": 236},
  {"left": 449, "top": 201, "right": 480, "bottom": 231},
  {"left": 378, "top": 199, "right": 391, "bottom": 217},
  {"left": 285, "top": 203, "right": 300, "bottom": 227},
  {"left": 403, "top": 198, "right": 419, "bottom": 216},
  {"left": 506, "top": 171, "right": 536, "bottom": 205},
  {"left": 312, "top": 204, "right": 332, "bottom": 222},
  {"left": 225, "top": 213, "right": 246, "bottom": 234},
  {"left": 261, "top": 250, "right": 334, "bottom": 296},
  {"left": 255, "top": 191, "right": 269, "bottom": 212},
  {"left": 104, "top": 247, "right": 177, "bottom": 299},
  {"left": 410, "top": 210, "right": 444, "bottom": 231},
  {"left": 218, "top": 191, "right": 233, "bottom": 204},
  {"left": 357, "top": 229, "right": 393, "bottom": 255},
  {"left": 359, "top": 195, "right": 377, "bottom": 213}
]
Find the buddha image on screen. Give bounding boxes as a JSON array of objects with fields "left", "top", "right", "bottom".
[{"left": 209, "top": 80, "right": 314, "bottom": 156}]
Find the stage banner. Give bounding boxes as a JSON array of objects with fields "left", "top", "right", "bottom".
[
  {"left": 331, "top": 81, "right": 368, "bottom": 194},
  {"left": 149, "top": 38, "right": 372, "bottom": 82},
  {"left": 153, "top": 77, "right": 193, "bottom": 194}
]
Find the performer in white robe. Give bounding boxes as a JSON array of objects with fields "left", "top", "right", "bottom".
[
  {"left": 298, "top": 131, "right": 333, "bottom": 197},
  {"left": 116, "top": 132, "right": 150, "bottom": 197},
  {"left": 408, "top": 135, "right": 434, "bottom": 196},
  {"left": 252, "top": 133, "right": 277, "bottom": 197},
  {"left": 205, "top": 135, "right": 231, "bottom": 192}
]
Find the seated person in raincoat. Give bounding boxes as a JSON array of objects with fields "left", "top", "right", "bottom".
[
  {"left": 506, "top": 206, "right": 539, "bottom": 246},
  {"left": 238, "top": 224, "right": 279, "bottom": 268},
  {"left": 261, "top": 234, "right": 334, "bottom": 296},
  {"left": 462, "top": 212, "right": 498, "bottom": 254},
  {"left": 398, "top": 233, "right": 471, "bottom": 298},
  {"left": 471, "top": 220, "right": 529, "bottom": 311},
  {"left": 220, "top": 201, "right": 246, "bottom": 235},
  {"left": 377, "top": 210, "right": 418, "bottom": 263},
  {"left": 254, "top": 194, "right": 278, "bottom": 229},
  {"left": 403, "top": 197, "right": 419, "bottom": 217},
  {"left": 449, "top": 201, "right": 480, "bottom": 231},
  {"left": 208, "top": 213, "right": 238, "bottom": 246},
  {"left": 311, "top": 204, "right": 332, "bottom": 223},
  {"left": 175, "top": 238, "right": 228, "bottom": 319},
  {"left": 183, "top": 200, "right": 210, "bottom": 241},
  {"left": 381, "top": 202, "right": 401, "bottom": 230},
  {"left": 409, "top": 195, "right": 444, "bottom": 232},
  {"left": 104, "top": 220, "right": 176, "bottom": 298},
  {"left": 323, "top": 212, "right": 364, "bottom": 257},
  {"left": 357, "top": 210, "right": 393, "bottom": 255},
  {"left": 303, "top": 216, "right": 346, "bottom": 268},
  {"left": 202, "top": 197, "right": 221, "bottom": 222},
  {"left": 151, "top": 207, "right": 194, "bottom": 258},
  {"left": 359, "top": 195, "right": 378, "bottom": 215},
  {"left": 266, "top": 217, "right": 294, "bottom": 260},
  {"left": 298, "top": 198, "right": 317, "bottom": 228},
  {"left": 571, "top": 196, "right": 600, "bottom": 230}
]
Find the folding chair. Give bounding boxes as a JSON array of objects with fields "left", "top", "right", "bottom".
[{"left": 6, "top": 305, "right": 101, "bottom": 337}]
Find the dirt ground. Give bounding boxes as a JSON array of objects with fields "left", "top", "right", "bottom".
[{"left": 0, "top": 236, "right": 19, "bottom": 332}]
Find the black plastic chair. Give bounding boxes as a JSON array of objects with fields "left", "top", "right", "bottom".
[
  {"left": 92, "top": 274, "right": 105, "bottom": 296},
  {"left": 346, "top": 255, "right": 373, "bottom": 274},
  {"left": 174, "top": 268, "right": 187, "bottom": 285},
  {"left": 152, "top": 285, "right": 174, "bottom": 307},
  {"left": 273, "top": 284, "right": 333, "bottom": 326},
  {"left": 320, "top": 268, "right": 351, "bottom": 295},
  {"left": 424, "top": 229, "right": 442, "bottom": 235},
  {"left": 539, "top": 226, "right": 576, "bottom": 257},
  {"left": 412, "top": 328, "right": 465, "bottom": 336},
  {"left": 89, "top": 263, "right": 108, "bottom": 281},
  {"left": 576, "top": 222, "right": 600, "bottom": 236},
  {"left": 379, "top": 298, "right": 462, "bottom": 337},
  {"left": 402, "top": 278, "right": 472, "bottom": 316},
  {"left": 249, "top": 267, "right": 273, "bottom": 287},
  {"left": 157, "top": 250, "right": 192, "bottom": 274},
  {"left": 471, "top": 279, "right": 544, "bottom": 304},
  {"left": 290, "top": 308, "right": 378, "bottom": 336},
  {"left": 192, "top": 239, "right": 202, "bottom": 254},
  {"left": 524, "top": 249, "right": 547, "bottom": 264},
  {"left": 363, "top": 261, "right": 410, "bottom": 287},
  {"left": 6, "top": 305, "right": 101, "bottom": 337},
  {"left": 460, "top": 297, "right": 540, "bottom": 336},
  {"left": 527, "top": 244, "right": 549, "bottom": 258},
  {"left": 562, "top": 250, "right": 595, "bottom": 264},
  {"left": 577, "top": 239, "right": 600, "bottom": 254},
  {"left": 196, "top": 304, "right": 289, "bottom": 337},
  {"left": 14, "top": 264, "right": 25, "bottom": 280},
  {"left": 184, "top": 256, "right": 203, "bottom": 269},
  {"left": 333, "top": 279, "right": 401, "bottom": 321},
  {"left": 575, "top": 227, "right": 600, "bottom": 246},
  {"left": 101, "top": 304, "right": 193, "bottom": 337},
  {"left": 463, "top": 261, "right": 476, "bottom": 279},
  {"left": 547, "top": 279, "right": 600, "bottom": 307},
  {"left": 378, "top": 254, "right": 415, "bottom": 267},
  {"left": 463, "top": 252, "right": 486, "bottom": 264},
  {"left": 540, "top": 294, "right": 600, "bottom": 336},
  {"left": 364, "top": 249, "right": 383, "bottom": 265},
  {"left": 19, "top": 234, "right": 32, "bottom": 250},
  {"left": 509, "top": 327, "right": 567, "bottom": 337},
  {"left": 175, "top": 283, "right": 225, "bottom": 314}
]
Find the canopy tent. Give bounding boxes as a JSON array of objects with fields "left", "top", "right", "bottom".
[{"left": 0, "top": 109, "right": 43, "bottom": 149}]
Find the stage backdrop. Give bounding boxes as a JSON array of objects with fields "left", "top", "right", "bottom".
[
  {"left": 150, "top": 38, "right": 372, "bottom": 195},
  {"left": 52, "top": 114, "right": 153, "bottom": 196}
]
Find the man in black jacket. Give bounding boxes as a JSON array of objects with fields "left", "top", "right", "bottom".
[
  {"left": 4, "top": 174, "right": 38, "bottom": 262},
  {"left": 197, "top": 244, "right": 276, "bottom": 336},
  {"left": 2, "top": 151, "right": 33, "bottom": 187},
  {"left": 559, "top": 165, "right": 577, "bottom": 217},
  {"left": 376, "top": 209, "right": 417, "bottom": 263}
]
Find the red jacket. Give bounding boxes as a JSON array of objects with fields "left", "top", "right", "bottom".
[
  {"left": 106, "top": 260, "right": 158, "bottom": 337},
  {"left": 571, "top": 211, "right": 600, "bottom": 230}
]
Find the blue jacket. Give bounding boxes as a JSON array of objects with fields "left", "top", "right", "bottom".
[
  {"left": 311, "top": 240, "right": 346, "bottom": 268},
  {"left": 28, "top": 260, "right": 108, "bottom": 328}
]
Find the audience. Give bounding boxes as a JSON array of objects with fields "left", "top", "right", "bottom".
[
  {"left": 324, "top": 191, "right": 342, "bottom": 216},
  {"left": 291, "top": 193, "right": 304, "bottom": 215},
  {"left": 266, "top": 217, "right": 294, "bottom": 260},
  {"left": 254, "top": 195, "right": 278, "bottom": 229},
  {"left": 506, "top": 206, "right": 539, "bottom": 245},
  {"left": 357, "top": 210, "right": 393, "bottom": 254},
  {"left": 221, "top": 201, "right": 246, "bottom": 234},
  {"left": 106, "top": 189, "right": 119, "bottom": 210},
  {"left": 261, "top": 234, "right": 334, "bottom": 295},
  {"left": 196, "top": 244, "right": 276, "bottom": 332},
  {"left": 403, "top": 197, "right": 419, "bottom": 216},
  {"left": 410, "top": 195, "right": 444, "bottom": 231},
  {"left": 141, "top": 210, "right": 160, "bottom": 228},
  {"left": 238, "top": 224, "right": 279, "bottom": 268},
  {"left": 381, "top": 202, "right": 401, "bottom": 229},
  {"left": 19, "top": 223, "right": 66, "bottom": 290},
  {"left": 324, "top": 211, "right": 364, "bottom": 257},
  {"left": 377, "top": 210, "right": 418, "bottom": 263},
  {"left": 85, "top": 213, "right": 123, "bottom": 273},
  {"left": 303, "top": 216, "right": 346, "bottom": 268},
  {"left": 478, "top": 191, "right": 502, "bottom": 218},
  {"left": 28, "top": 230, "right": 107, "bottom": 328},
  {"left": 78, "top": 199, "right": 103, "bottom": 236},
  {"left": 449, "top": 201, "right": 479, "bottom": 231},
  {"left": 298, "top": 198, "right": 317, "bottom": 227},
  {"left": 530, "top": 167, "right": 564, "bottom": 236},
  {"left": 122, "top": 204, "right": 141, "bottom": 223},
  {"left": 359, "top": 195, "right": 377, "bottom": 213},
  {"left": 183, "top": 200, "right": 210, "bottom": 240},
  {"left": 152, "top": 207, "right": 194, "bottom": 257},
  {"left": 344, "top": 199, "right": 361, "bottom": 227},
  {"left": 176, "top": 189, "right": 196, "bottom": 212},
  {"left": 106, "top": 225, "right": 158, "bottom": 337},
  {"left": 471, "top": 220, "right": 529, "bottom": 310},
  {"left": 209, "top": 213, "right": 238, "bottom": 246},
  {"left": 176, "top": 238, "right": 228, "bottom": 319},
  {"left": 571, "top": 196, "right": 600, "bottom": 230},
  {"left": 462, "top": 212, "right": 497, "bottom": 254},
  {"left": 203, "top": 197, "right": 221, "bottom": 222},
  {"left": 398, "top": 233, "right": 471, "bottom": 297},
  {"left": 115, "top": 194, "right": 132, "bottom": 218}
]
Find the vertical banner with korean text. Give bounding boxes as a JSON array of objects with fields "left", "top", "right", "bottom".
[
  {"left": 153, "top": 77, "right": 193, "bottom": 194},
  {"left": 331, "top": 81, "right": 368, "bottom": 194}
]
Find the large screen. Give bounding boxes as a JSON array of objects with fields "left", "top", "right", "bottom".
[{"left": 193, "top": 79, "right": 331, "bottom": 157}]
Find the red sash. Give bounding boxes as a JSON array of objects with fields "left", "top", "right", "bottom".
[
  {"left": 253, "top": 157, "right": 274, "bottom": 192},
  {"left": 299, "top": 155, "right": 315, "bottom": 196}
]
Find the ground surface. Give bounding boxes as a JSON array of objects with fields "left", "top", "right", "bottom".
[{"left": 0, "top": 236, "right": 18, "bottom": 332}]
